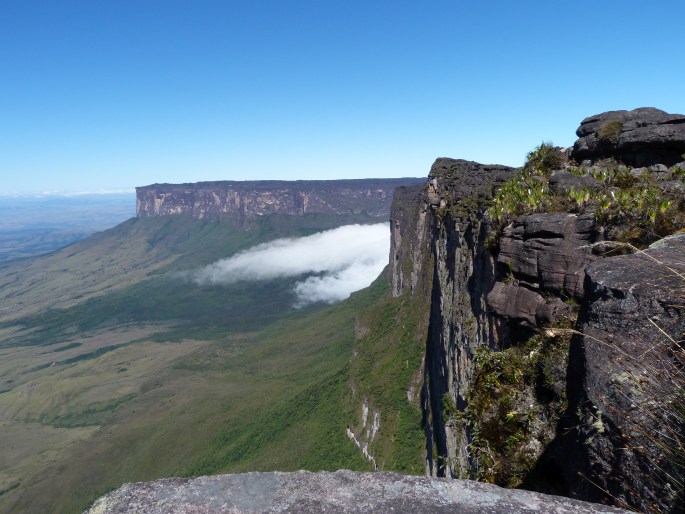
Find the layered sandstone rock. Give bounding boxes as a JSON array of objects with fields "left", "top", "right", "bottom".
[
  {"left": 488, "top": 213, "right": 601, "bottom": 341},
  {"left": 571, "top": 107, "right": 685, "bottom": 167}
]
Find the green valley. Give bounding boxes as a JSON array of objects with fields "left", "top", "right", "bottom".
[{"left": 0, "top": 212, "right": 425, "bottom": 513}]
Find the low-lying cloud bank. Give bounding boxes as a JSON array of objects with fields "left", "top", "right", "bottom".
[{"left": 191, "top": 223, "right": 389, "bottom": 306}]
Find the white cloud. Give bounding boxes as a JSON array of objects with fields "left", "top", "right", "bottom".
[{"left": 191, "top": 223, "right": 389, "bottom": 306}]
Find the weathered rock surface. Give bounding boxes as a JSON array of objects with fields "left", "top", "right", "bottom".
[
  {"left": 488, "top": 213, "right": 601, "bottom": 342},
  {"left": 136, "top": 178, "right": 424, "bottom": 222},
  {"left": 541, "top": 234, "right": 685, "bottom": 513},
  {"left": 84, "top": 470, "right": 629, "bottom": 513},
  {"left": 549, "top": 169, "right": 600, "bottom": 194},
  {"left": 390, "top": 182, "right": 429, "bottom": 297},
  {"left": 427, "top": 158, "right": 514, "bottom": 205},
  {"left": 414, "top": 159, "right": 514, "bottom": 477},
  {"left": 571, "top": 107, "right": 685, "bottom": 166},
  {"left": 390, "top": 134, "right": 683, "bottom": 511}
]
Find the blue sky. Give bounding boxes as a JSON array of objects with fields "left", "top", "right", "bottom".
[{"left": 1, "top": 1, "right": 683, "bottom": 194}]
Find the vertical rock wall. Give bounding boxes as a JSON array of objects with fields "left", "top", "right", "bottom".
[
  {"left": 389, "top": 159, "right": 515, "bottom": 477},
  {"left": 545, "top": 234, "right": 685, "bottom": 513},
  {"left": 389, "top": 151, "right": 684, "bottom": 512}
]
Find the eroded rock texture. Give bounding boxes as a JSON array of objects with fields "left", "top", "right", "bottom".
[
  {"left": 544, "top": 234, "right": 685, "bottom": 513},
  {"left": 84, "top": 470, "right": 628, "bottom": 514},
  {"left": 488, "top": 213, "right": 601, "bottom": 342},
  {"left": 571, "top": 107, "right": 685, "bottom": 167},
  {"left": 398, "top": 160, "right": 603, "bottom": 480},
  {"left": 392, "top": 146, "right": 683, "bottom": 512},
  {"left": 415, "top": 159, "right": 514, "bottom": 478}
]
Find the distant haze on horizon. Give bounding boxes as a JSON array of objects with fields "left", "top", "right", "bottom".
[{"left": 1, "top": 1, "right": 683, "bottom": 195}]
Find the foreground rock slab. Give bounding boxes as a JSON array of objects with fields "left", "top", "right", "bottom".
[{"left": 85, "top": 470, "right": 628, "bottom": 513}]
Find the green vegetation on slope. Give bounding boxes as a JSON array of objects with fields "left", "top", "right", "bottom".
[
  {"left": 450, "top": 319, "right": 573, "bottom": 487},
  {"left": 4, "top": 273, "right": 384, "bottom": 513},
  {"left": 346, "top": 272, "right": 428, "bottom": 474},
  {"left": 0, "top": 213, "right": 393, "bottom": 513}
]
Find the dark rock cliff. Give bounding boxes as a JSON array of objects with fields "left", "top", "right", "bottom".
[
  {"left": 387, "top": 109, "right": 685, "bottom": 512},
  {"left": 488, "top": 213, "right": 601, "bottom": 342},
  {"left": 390, "top": 159, "right": 515, "bottom": 478},
  {"left": 136, "top": 178, "right": 424, "bottom": 221},
  {"left": 541, "top": 234, "right": 685, "bottom": 513}
]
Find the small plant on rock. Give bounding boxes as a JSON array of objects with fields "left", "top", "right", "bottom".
[{"left": 597, "top": 120, "right": 623, "bottom": 144}]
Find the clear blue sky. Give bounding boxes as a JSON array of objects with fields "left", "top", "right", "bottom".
[{"left": 1, "top": 1, "right": 683, "bottom": 194}]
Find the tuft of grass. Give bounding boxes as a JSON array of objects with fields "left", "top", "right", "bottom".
[
  {"left": 486, "top": 146, "right": 685, "bottom": 248},
  {"left": 597, "top": 120, "right": 623, "bottom": 144}
]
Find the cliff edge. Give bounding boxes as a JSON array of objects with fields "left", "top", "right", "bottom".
[{"left": 87, "top": 109, "right": 684, "bottom": 513}]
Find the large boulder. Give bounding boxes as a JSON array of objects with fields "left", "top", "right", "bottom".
[
  {"left": 84, "top": 470, "right": 629, "bottom": 513},
  {"left": 571, "top": 107, "right": 685, "bottom": 166},
  {"left": 544, "top": 233, "right": 685, "bottom": 513}
]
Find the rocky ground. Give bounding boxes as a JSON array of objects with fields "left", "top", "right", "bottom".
[{"left": 85, "top": 470, "right": 629, "bottom": 514}]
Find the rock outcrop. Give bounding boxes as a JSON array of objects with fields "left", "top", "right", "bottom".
[
  {"left": 398, "top": 159, "right": 514, "bottom": 477},
  {"left": 85, "top": 470, "right": 628, "bottom": 513},
  {"left": 488, "top": 213, "right": 601, "bottom": 342},
  {"left": 136, "top": 178, "right": 424, "bottom": 221},
  {"left": 386, "top": 159, "right": 606, "bottom": 481},
  {"left": 386, "top": 110, "right": 684, "bottom": 512},
  {"left": 571, "top": 107, "right": 685, "bottom": 167},
  {"left": 543, "top": 234, "right": 685, "bottom": 513}
]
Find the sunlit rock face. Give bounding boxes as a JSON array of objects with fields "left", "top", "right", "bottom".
[
  {"left": 84, "top": 470, "right": 629, "bottom": 514},
  {"left": 389, "top": 131, "right": 684, "bottom": 512},
  {"left": 136, "top": 178, "right": 425, "bottom": 222}
]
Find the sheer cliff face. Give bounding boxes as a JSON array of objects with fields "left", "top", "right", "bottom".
[
  {"left": 136, "top": 179, "right": 424, "bottom": 221},
  {"left": 390, "top": 160, "right": 613, "bottom": 482},
  {"left": 390, "top": 159, "right": 515, "bottom": 477},
  {"left": 389, "top": 153, "right": 684, "bottom": 512}
]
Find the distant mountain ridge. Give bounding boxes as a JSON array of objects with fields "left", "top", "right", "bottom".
[{"left": 136, "top": 178, "right": 425, "bottom": 221}]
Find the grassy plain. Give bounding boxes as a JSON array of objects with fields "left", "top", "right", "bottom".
[{"left": 0, "top": 213, "right": 425, "bottom": 513}]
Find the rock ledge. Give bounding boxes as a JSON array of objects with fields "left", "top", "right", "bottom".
[{"left": 85, "top": 470, "right": 628, "bottom": 513}]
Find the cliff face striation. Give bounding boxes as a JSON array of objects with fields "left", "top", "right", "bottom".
[{"left": 136, "top": 178, "right": 425, "bottom": 221}]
